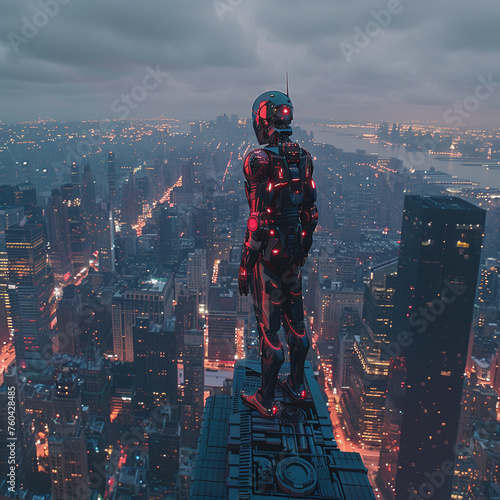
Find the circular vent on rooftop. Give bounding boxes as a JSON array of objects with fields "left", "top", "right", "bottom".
[
  {"left": 276, "top": 457, "right": 317, "bottom": 496},
  {"left": 280, "top": 405, "right": 307, "bottom": 425}
]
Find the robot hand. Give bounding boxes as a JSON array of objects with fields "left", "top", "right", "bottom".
[{"left": 238, "top": 266, "right": 249, "bottom": 296}]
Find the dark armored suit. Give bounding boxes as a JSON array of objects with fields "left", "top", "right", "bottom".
[{"left": 239, "top": 140, "right": 318, "bottom": 411}]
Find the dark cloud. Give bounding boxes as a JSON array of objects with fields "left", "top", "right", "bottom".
[{"left": 0, "top": 0, "right": 499, "bottom": 126}]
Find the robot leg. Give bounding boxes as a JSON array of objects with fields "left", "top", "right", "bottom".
[
  {"left": 282, "top": 314, "right": 309, "bottom": 400},
  {"left": 279, "top": 265, "right": 310, "bottom": 400},
  {"left": 241, "top": 263, "right": 283, "bottom": 417}
]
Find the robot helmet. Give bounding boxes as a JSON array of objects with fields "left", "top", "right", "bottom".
[{"left": 252, "top": 91, "right": 293, "bottom": 145}]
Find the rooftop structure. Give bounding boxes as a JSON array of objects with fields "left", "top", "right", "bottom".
[{"left": 191, "top": 359, "right": 375, "bottom": 499}]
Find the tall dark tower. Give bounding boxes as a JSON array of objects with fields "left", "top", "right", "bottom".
[
  {"left": 0, "top": 207, "right": 24, "bottom": 345},
  {"left": 62, "top": 183, "right": 91, "bottom": 271},
  {"left": 379, "top": 196, "right": 485, "bottom": 499},
  {"left": 46, "top": 188, "right": 73, "bottom": 285},
  {"left": 6, "top": 222, "right": 55, "bottom": 367},
  {"left": 107, "top": 151, "right": 116, "bottom": 211},
  {"left": 0, "top": 184, "right": 15, "bottom": 207},
  {"left": 70, "top": 161, "right": 80, "bottom": 185},
  {"left": 14, "top": 182, "right": 37, "bottom": 218},
  {"left": 81, "top": 164, "right": 97, "bottom": 247}
]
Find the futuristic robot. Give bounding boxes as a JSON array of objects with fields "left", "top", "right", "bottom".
[{"left": 238, "top": 90, "right": 318, "bottom": 418}]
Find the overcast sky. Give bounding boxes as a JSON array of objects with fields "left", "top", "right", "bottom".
[{"left": 1, "top": 0, "right": 499, "bottom": 128}]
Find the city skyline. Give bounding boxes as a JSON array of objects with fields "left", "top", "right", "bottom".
[
  {"left": 0, "top": 92, "right": 499, "bottom": 496},
  {"left": 0, "top": 1, "right": 499, "bottom": 128}
]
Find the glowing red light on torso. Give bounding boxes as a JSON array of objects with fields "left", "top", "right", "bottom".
[{"left": 247, "top": 216, "right": 259, "bottom": 232}]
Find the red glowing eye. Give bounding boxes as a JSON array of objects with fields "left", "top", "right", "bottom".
[
  {"left": 272, "top": 249, "right": 280, "bottom": 255},
  {"left": 267, "top": 208, "right": 271, "bottom": 213},
  {"left": 247, "top": 216, "right": 259, "bottom": 232},
  {"left": 278, "top": 168, "right": 284, "bottom": 179},
  {"left": 302, "top": 231, "right": 306, "bottom": 238},
  {"left": 300, "top": 390, "right": 307, "bottom": 399},
  {"left": 283, "top": 107, "right": 289, "bottom": 114},
  {"left": 272, "top": 405, "right": 278, "bottom": 415},
  {"left": 270, "top": 229, "right": 275, "bottom": 236}
]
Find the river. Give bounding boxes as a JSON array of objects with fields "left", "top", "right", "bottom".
[{"left": 306, "top": 125, "right": 500, "bottom": 189}]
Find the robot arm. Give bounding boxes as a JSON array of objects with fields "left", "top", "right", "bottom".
[
  {"left": 239, "top": 149, "right": 270, "bottom": 295},
  {"left": 299, "top": 153, "right": 318, "bottom": 266}
]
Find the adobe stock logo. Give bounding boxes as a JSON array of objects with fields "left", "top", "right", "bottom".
[
  {"left": 443, "top": 74, "right": 500, "bottom": 127},
  {"left": 213, "top": 0, "right": 244, "bottom": 21},
  {"left": 7, "top": 0, "right": 72, "bottom": 54},
  {"left": 340, "top": 0, "right": 409, "bottom": 63},
  {"left": 110, "top": 65, "right": 169, "bottom": 120}
]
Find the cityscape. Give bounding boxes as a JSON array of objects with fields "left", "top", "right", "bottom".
[
  {"left": 0, "top": 114, "right": 499, "bottom": 499},
  {"left": 1, "top": 1, "right": 500, "bottom": 499}
]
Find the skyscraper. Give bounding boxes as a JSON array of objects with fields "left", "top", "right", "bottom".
[
  {"left": 107, "top": 151, "right": 116, "bottom": 211},
  {"left": 378, "top": 196, "right": 485, "bottom": 499},
  {"left": 187, "top": 248, "right": 207, "bottom": 301},
  {"left": 81, "top": 164, "right": 96, "bottom": 247},
  {"left": 133, "top": 317, "right": 177, "bottom": 411},
  {"left": 112, "top": 275, "right": 174, "bottom": 362},
  {"left": 62, "top": 183, "right": 91, "bottom": 271},
  {"left": 56, "top": 284, "right": 80, "bottom": 356},
  {"left": 46, "top": 188, "right": 73, "bottom": 285},
  {"left": 0, "top": 206, "right": 24, "bottom": 344},
  {"left": 48, "top": 369, "right": 90, "bottom": 500},
  {"left": 14, "top": 182, "right": 37, "bottom": 218},
  {"left": 6, "top": 222, "right": 55, "bottom": 367},
  {"left": 207, "top": 310, "right": 236, "bottom": 363},
  {"left": 179, "top": 329, "right": 204, "bottom": 448}
]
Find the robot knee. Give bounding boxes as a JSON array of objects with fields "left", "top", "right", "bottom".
[
  {"left": 261, "top": 330, "right": 285, "bottom": 364},
  {"left": 286, "top": 321, "right": 309, "bottom": 351}
]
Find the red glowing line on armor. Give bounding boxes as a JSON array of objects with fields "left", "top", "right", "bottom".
[
  {"left": 267, "top": 182, "right": 273, "bottom": 192},
  {"left": 311, "top": 180, "right": 316, "bottom": 189},
  {"left": 283, "top": 314, "right": 305, "bottom": 337},
  {"left": 262, "top": 330, "right": 282, "bottom": 351},
  {"left": 272, "top": 405, "right": 278, "bottom": 415},
  {"left": 278, "top": 168, "right": 284, "bottom": 179}
]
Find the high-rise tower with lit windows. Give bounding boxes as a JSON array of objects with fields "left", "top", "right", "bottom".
[{"left": 378, "top": 196, "right": 485, "bottom": 500}]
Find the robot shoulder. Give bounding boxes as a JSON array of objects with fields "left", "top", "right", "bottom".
[
  {"left": 300, "top": 148, "right": 314, "bottom": 177},
  {"left": 300, "top": 147, "right": 313, "bottom": 160},
  {"left": 243, "top": 148, "right": 271, "bottom": 179}
]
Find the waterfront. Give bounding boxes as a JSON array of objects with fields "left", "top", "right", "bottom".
[{"left": 307, "top": 125, "right": 500, "bottom": 189}]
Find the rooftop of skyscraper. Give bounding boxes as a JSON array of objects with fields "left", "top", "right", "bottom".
[
  {"left": 409, "top": 195, "right": 485, "bottom": 211},
  {"left": 191, "top": 359, "right": 375, "bottom": 499}
]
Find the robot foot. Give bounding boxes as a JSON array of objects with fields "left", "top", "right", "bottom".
[
  {"left": 240, "top": 390, "right": 278, "bottom": 419},
  {"left": 278, "top": 376, "right": 308, "bottom": 402}
]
